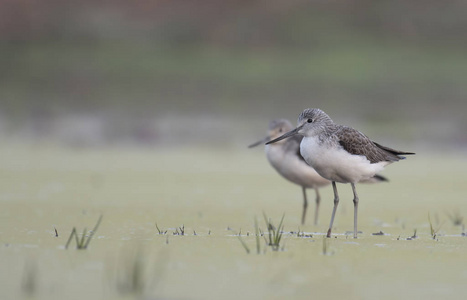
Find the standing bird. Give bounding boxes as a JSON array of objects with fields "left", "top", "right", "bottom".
[
  {"left": 249, "top": 119, "right": 330, "bottom": 225},
  {"left": 250, "top": 119, "right": 388, "bottom": 226},
  {"left": 266, "top": 109, "right": 414, "bottom": 238}
]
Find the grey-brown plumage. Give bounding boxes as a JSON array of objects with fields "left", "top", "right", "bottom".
[
  {"left": 297, "top": 108, "right": 414, "bottom": 165},
  {"left": 267, "top": 108, "right": 415, "bottom": 238},
  {"left": 249, "top": 119, "right": 330, "bottom": 225},
  {"left": 250, "top": 118, "right": 389, "bottom": 225},
  {"left": 336, "top": 127, "right": 413, "bottom": 164}
]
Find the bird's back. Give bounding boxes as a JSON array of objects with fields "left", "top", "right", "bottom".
[{"left": 335, "top": 126, "right": 414, "bottom": 164}]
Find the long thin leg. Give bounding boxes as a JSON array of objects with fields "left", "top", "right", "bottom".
[
  {"left": 326, "top": 181, "right": 339, "bottom": 238},
  {"left": 351, "top": 183, "right": 359, "bottom": 239},
  {"left": 313, "top": 188, "right": 321, "bottom": 226},
  {"left": 301, "top": 186, "right": 308, "bottom": 225}
]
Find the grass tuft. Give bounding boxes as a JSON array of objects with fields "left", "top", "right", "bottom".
[
  {"left": 297, "top": 228, "right": 303, "bottom": 237},
  {"left": 236, "top": 214, "right": 286, "bottom": 254},
  {"left": 428, "top": 213, "right": 444, "bottom": 240},
  {"left": 262, "top": 212, "right": 285, "bottom": 251},
  {"left": 155, "top": 223, "right": 167, "bottom": 235},
  {"left": 173, "top": 225, "right": 185, "bottom": 236},
  {"left": 65, "top": 215, "right": 103, "bottom": 249},
  {"left": 254, "top": 217, "right": 261, "bottom": 254}
]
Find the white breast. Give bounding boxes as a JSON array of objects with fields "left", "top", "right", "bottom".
[
  {"left": 300, "top": 136, "right": 390, "bottom": 183},
  {"left": 266, "top": 144, "right": 329, "bottom": 188}
]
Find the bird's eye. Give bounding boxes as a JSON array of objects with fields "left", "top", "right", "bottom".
[
  {"left": 279, "top": 128, "right": 283, "bottom": 133},
  {"left": 307, "top": 118, "right": 313, "bottom": 123}
]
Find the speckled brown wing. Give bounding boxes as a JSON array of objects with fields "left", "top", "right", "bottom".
[{"left": 336, "top": 126, "right": 403, "bottom": 164}]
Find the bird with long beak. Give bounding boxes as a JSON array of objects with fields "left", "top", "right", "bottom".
[
  {"left": 250, "top": 118, "right": 388, "bottom": 226},
  {"left": 266, "top": 109, "right": 414, "bottom": 238},
  {"left": 249, "top": 119, "right": 330, "bottom": 225}
]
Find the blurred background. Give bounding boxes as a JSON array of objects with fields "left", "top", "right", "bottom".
[{"left": 1, "top": 0, "right": 466, "bottom": 150}]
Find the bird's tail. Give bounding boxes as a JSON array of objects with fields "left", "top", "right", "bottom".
[
  {"left": 372, "top": 174, "right": 389, "bottom": 182},
  {"left": 373, "top": 142, "right": 415, "bottom": 160},
  {"left": 360, "top": 174, "right": 389, "bottom": 184}
]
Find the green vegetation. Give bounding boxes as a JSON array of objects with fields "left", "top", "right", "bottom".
[
  {"left": 2, "top": 2, "right": 467, "bottom": 299},
  {"left": 1, "top": 146, "right": 467, "bottom": 300},
  {"left": 155, "top": 223, "right": 167, "bottom": 235},
  {"left": 238, "top": 213, "right": 286, "bottom": 254},
  {"left": 262, "top": 213, "right": 285, "bottom": 252},
  {"left": 173, "top": 225, "right": 185, "bottom": 236},
  {"left": 1, "top": 41, "right": 467, "bottom": 148},
  {"left": 65, "top": 215, "right": 103, "bottom": 250},
  {"left": 428, "top": 213, "right": 444, "bottom": 240}
]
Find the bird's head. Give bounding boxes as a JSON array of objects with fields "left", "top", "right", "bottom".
[
  {"left": 248, "top": 119, "right": 294, "bottom": 148},
  {"left": 266, "top": 108, "right": 334, "bottom": 145}
]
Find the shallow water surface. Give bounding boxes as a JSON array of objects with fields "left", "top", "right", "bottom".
[{"left": 1, "top": 145, "right": 466, "bottom": 300}]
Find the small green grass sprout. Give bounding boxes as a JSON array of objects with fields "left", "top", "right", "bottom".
[
  {"left": 428, "top": 213, "right": 444, "bottom": 240},
  {"left": 254, "top": 216, "right": 261, "bottom": 254},
  {"left": 263, "top": 212, "right": 285, "bottom": 251},
  {"left": 236, "top": 214, "right": 286, "bottom": 254},
  {"left": 65, "top": 215, "right": 103, "bottom": 249},
  {"left": 173, "top": 225, "right": 185, "bottom": 236},
  {"left": 155, "top": 223, "right": 167, "bottom": 235}
]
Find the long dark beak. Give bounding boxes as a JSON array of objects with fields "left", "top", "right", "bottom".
[
  {"left": 265, "top": 125, "right": 302, "bottom": 145},
  {"left": 248, "top": 136, "right": 270, "bottom": 148}
]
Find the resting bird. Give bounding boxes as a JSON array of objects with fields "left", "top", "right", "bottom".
[
  {"left": 250, "top": 118, "right": 388, "bottom": 226},
  {"left": 266, "top": 110, "right": 413, "bottom": 238}
]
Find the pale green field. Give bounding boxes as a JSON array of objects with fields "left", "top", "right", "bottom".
[{"left": 1, "top": 144, "right": 466, "bottom": 300}]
